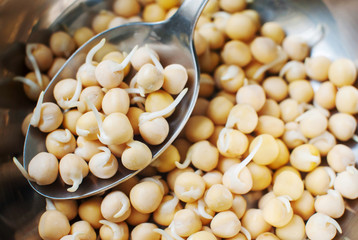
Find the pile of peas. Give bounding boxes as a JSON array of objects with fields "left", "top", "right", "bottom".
[
  {"left": 16, "top": 21, "right": 189, "bottom": 191},
  {"left": 14, "top": 0, "right": 358, "bottom": 239}
]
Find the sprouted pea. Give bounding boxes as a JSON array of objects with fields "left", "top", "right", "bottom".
[
  {"left": 30, "top": 91, "right": 63, "bottom": 132},
  {"left": 308, "top": 131, "right": 336, "bottom": 156},
  {"left": 305, "top": 213, "right": 342, "bottom": 240},
  {"left": 210, "top": 211, "right": 241, "bottom": 238},
  {"left": 273, "top": 170, "right": 303, "bottom": 200},
  {"left": 38, "top": 208, "right": 71, "bottom": 240},
  {"left": 59, "top": 153, "right": 89, "bottom": 192},
  {"left": 138, "top": 88, "right": 187, "bottom": 145},
  {"left": 170, "top": 208, "right": 202, "bottom": 237},
  {"left": 187, "top": 230, "right": 217, "bottom": 240},
  {"left": 153, "top": 194, "right": 181, "bottom": 226},
  {"left": 45, "top": 129, "right": 76, "bottom": 159},
  {"left": 89, "top": 146, "right": 119, "bottom": 179},
  {"left": 295, "top": 108, "right": 328, "bottom": 139},
  {"left": 252, "top": 46, "right": 288, "bottom": 80},
  {"left": 217, "top": 127, "right": 248, "bottom": 157},
  {"left": 305, "top": 166, "right": 336, "bottom": 196},
  {"left": 282, "top": 121, "right": 307, "bottom": 149},
  {"left": 95, "top": 45, "right": 138, "bottom": 89},
  {"left": 87, "top": 97, "right": 133, "bottom": 145},
  {"left": 174, "top": 171, "right": 206, "bottom": 203},
  {"left": 279, "top": 60, "right": 306, "bottom": 82},
  {"left": 77, "top": 38, "right": 105, "bottom": 87},
  {"left": 69, "top": 220, "right": 96, "bottom": 240},
  {"left": 75, "top": 136, "right": 104, "bottom": 162},
  {"left": 290, "top": 144, "right": 321, "bottom": 172},
  {"left": 75, "top": 111, "right": 104, "bottom": 140},
  {"left": 14, "top": 43, "right": 51, "bottom": 100},
  {"left": 214, "top": 64, "right": 245, "bottom": 93},
  {"left": 315, "top": 189, "right": 345, "bottom": 219},
  {"left": 13, "top": 152, "right": 58, "bottom": 185},
  {"left": 241, "top": 208, "right": 272, "bottom": 239},
  {"left": 101, "top": 191, "right": 131, "bottom": 223},
  {"left": 222, "top": 135, "right": 262, "bottom": 194},
  {"left": 225, "top": 103, "right": 258, "bottom": 134},
  {"left": 54, "top": 78, "right": 82, "bottom": 110},
  {"left": 327, "top": 144, "right": 356, "bottom": 173},
  {"left": 176, "top": 140, "right": 218, "bottom": 171},
  {"left": 221, "top": 40, "right": 252, "bottom": 67},
  {"left": 25, "top": 44, "right": 44, "bottom": 88},
  {"left": 99, "top": 220, "right": 129, "bottom": 240},
  {"left": 121, "top": 140, "right": 152, "bottom": 171},
  {"left": 334, "top": 166, "right": 358, "bottom": 200},
  {"left": 262, "top": 195, "right": 293, "bottom": 227}
]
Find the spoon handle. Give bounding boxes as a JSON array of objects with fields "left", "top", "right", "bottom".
[{"left": 166, "top": 0, "right": 209, "bottom": 37}]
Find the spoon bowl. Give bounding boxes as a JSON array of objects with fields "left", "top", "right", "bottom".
[{"left": 23, "top": 0, "right": 208, "bottom": 199}]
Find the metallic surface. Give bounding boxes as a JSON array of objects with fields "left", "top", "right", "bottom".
[
  {"left": 0, "top": 0, "right": 357, "bottom": 239},
  {"left": 22, "top": 0, "right": 207, "bottom": 199}
]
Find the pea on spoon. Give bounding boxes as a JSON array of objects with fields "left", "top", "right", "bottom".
[{"left": 21, "top": 0, "right": 208, "bottom": 199}]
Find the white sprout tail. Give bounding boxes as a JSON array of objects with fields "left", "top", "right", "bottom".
[
  {"left": 30, "top": 91, "right": 44, "bottom": 127},
  {"left": 139, "top": 88, "right": 188, "bottom": 125}
]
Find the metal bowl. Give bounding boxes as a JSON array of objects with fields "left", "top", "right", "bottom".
[{"left": 0, "top": 0, "right": 357, "bottom": 239}]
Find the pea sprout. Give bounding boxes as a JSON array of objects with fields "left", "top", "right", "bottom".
[
  {"left": 95, "top": 45, "right": 138, "bottom": 88},
  {"left": 113, "top": 199, "right": 130, "bottom": 219},
  {"left": 50, "top": 129, "right": 72, "bottom": 143},
  {"left": 26, "top": 44, "right": 43, "bottom": 88},
  {"left": 13, "top": 76, "right": 41, "bottom": 100},
  {"left": 139, "top": 88, "right": 187, "bottom": 125},
  {"left": 301, "top": 24, "right": 325, "bottom": 47},
  {"left": 221, "top": 65, "right": 240, "bottom": 81},
  {"left": 306, "top": 213, "right": 342, "bottom": 240},
  {"left": 175, "top": 143, "right": 193, "bottom": 169},
  {"left": 240, "top": 226, "right": 251, "bottom": 240},
  {"left": 58, "top": 77, "right": 82, "bottom": 109},
  {"left": 153, "top": 228, "right": 175, "bottom": 240},
  {"left": 277, "top": 195, "right": 293, "bottom": 213},
  {"left": 59, "top": 154, "right": 88, "bottom": 192},
  {"left": 253, "top": 47, "right": 287, "bottom": 80},
  {"left": 158, "top": 193, "right": 179, "bottom": 214},
  {"left": 12, "top": 157, "right": 35, "bottom": 182},
  {"left": 30, "top": 91, "right": 45, "bottom": 127},
  {"left": 146, "top": 44, "right": 164, "bottom": 72},
  {"left": 212, "top": 11, "right": 231, "bottom": 31},
  {"left": 279, "top": 60, "right": 305, "bottom": 79},
  {"left": 222, "top": 135, "right": 262, "bottom": 194},
  {"left": 62, "top": 232, "right": 86, "bottom": 240},
  {"left": 169, "top": 221, "right": 186, "bottom": 240},
  {"left": 197, "top": 199, "right": 213, "bottom": 219},
  {"left": 45, "top": 198, "right": 56, "bottom": 211},
  {"left": 89, "top": 146, "right": 118, "bottom": 179},
  {"left": 99, "top": 220, "right": 124, "bottom": 240},
  {"left": 140, "top": 176, "right": 165, "bottom": 194},
  {"left": 76, "top": 38, "right": 105, "bottom": 87}
]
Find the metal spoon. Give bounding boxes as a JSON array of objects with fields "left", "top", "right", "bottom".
[{"left": 23, "top": 0, "right": 208, "bottom": 199}]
